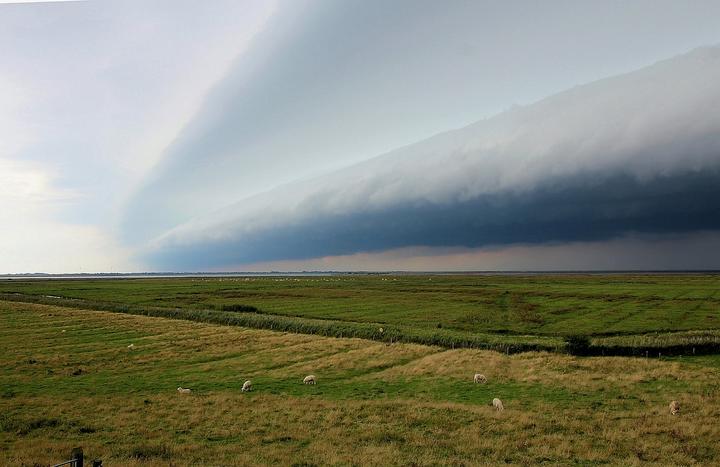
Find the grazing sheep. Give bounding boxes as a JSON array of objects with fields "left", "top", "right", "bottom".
[
  {"left": 492, "top": 398, "right": 504, "bottom": 411},
  {"left": 177, "top": 387, "right": 192, "bottom": 394},
  {"left": 670, "top": 400, "right": 680, "bottom": 415},
  {"left": 242, "top": 380, "right": 253, "bottom": 392},
  {"left": 474, "top": 374, "right": 487, "bottom": 384},
  {"left": 303, "top": 375, "right": 316, "bottom": 385},
  {"left": 127, "top": 343, "right": 135, "bottom": 350}
]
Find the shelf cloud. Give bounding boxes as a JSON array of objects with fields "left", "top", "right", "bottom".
[
  {"left": 144, "top": 47, "right": 720, "bottom": 270},
  {"left": 120, "top": 0, "right": 720, "bottom": 246}
]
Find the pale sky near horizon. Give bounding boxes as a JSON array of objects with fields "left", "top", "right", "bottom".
[{"left": 2, "top": 0, "right": 720, "bottom": 273}]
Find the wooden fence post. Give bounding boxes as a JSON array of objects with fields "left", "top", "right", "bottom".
[{"left": 71, "top": 447, "right": 83, "bottom": 467}]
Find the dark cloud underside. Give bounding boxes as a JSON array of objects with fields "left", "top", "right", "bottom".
[
  {"left": 148, "top": 169, "right": 720, "bottom": 270},
  {"left": 139, "top": 36, "right": 720, "bottom": 271}
]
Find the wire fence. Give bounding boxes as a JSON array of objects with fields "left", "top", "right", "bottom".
[{"left": 51, "top": 448, "right": 102, "bottom": 467}]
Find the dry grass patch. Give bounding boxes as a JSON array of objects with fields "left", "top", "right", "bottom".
[{"left": 265, "top": 342, "right": 436, "bottom": 379}]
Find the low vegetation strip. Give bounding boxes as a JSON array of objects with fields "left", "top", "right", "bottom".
[
  {"left": 0, "top": 293, "right": 562, "bottom": 353},
  {"left": 591, "top": 330, "right": 720, "bottom": 356},
  {"left": 564, "top": 333, "right": 720, "bottom": 357}
]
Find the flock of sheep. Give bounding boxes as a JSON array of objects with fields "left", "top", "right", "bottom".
[
  {"left": 175, "top": 372, "right": 506, "bottom": 410},
  {"left": 126, "top": 344, "right": 681, "bottom": 415},
  {"left": 176, "top": 374, "right": 316, "bottom": 397},
  {"left": 175, "top": 372, "right": 682, "bottom": 415}
]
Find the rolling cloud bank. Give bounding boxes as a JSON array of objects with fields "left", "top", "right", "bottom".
[{"left": 145, "top": 47, "right": 720, "bottom": 270}]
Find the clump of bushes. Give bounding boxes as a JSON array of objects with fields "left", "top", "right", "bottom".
[
  {"left": 565, "top": 335, "right": 591, "bottom": 356},
  {"left": 220, "top": 303, "right": 259, "bottom": 313}
]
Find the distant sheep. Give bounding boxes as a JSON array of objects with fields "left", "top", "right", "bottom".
[
  {"left": 127, "top": 343, "right": 135, "bottom": 350},
  {"left": 492, "top": 398, "right": 504, "bottom": 411},
  {"left": 303, "top": 375, "right": 316, "bottom": 385},
  {"left": 242, "top": 380, "right": 253, "bottom": 392},
  {"left": 669, "top": 400, "right": 680, "bottom": 415},
  {"left": 474, "top": 374, "right": 487, "bottom": 384},
  {"left": 177, "top": 387, "right": 192, "bottom": 394}
]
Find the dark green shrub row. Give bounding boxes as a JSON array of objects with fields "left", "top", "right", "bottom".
[
  {"left": 586, "top": 343, "right": 720, "bottom": 357},
  {"left": 220, "top": 303, "right": 260, "bottom": 313},
  {"left": 565, "top": 334, "right": 720, "bottom": 357}
]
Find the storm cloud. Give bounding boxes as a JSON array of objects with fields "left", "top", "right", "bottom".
[
  {"left": 121, "top": 0, "right": 720, "bottom": 244},
  {"left": 146, "top": 46, "right": 720, "bottom": 270}
]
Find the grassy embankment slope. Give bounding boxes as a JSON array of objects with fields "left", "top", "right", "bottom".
[{"left": 1, "top": 300, "right": 719, "bottom": 465}]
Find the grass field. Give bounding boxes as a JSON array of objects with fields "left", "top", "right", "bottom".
[
  {"left": 2, "top": 299, "right": 719, "bottom": 465},
  {"left": 1, "top": 274, "right": 719, "bottom": 355},
  {"left": 2, "top": 275, "right": 719, "bottom": 335}
]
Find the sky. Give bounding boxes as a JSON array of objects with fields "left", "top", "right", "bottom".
[{"left": 2, "top": 0, "right": 720, "bottom": 273}]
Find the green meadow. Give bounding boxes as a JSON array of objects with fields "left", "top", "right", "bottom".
[
  {"left": 1, "top": 299, "right": 719, "bottom": 465},
  {"left": 2, "top": 274, "right": 720, "bottom": 333},
  {"left": 1, "top": 274, "right": 719, "bottom": 354}
]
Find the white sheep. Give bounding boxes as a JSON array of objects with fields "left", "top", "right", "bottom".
[
  {"left": 474, "top": 374, "right": 487, "bottom": 384},
  {"left": 492, "top": 398, "right": 504, "bottom": 411},
  {"left": 127, "top": 343, "right": 135, "bottom": 350},
  {"left": 177, "top": 387, "right": 192, "bottom": 394},
  {"left": 303, "top": 375, "right": 316, "bottom": 385},
  {"left": 669, "top": 400, "right": 680, "bottom": 415},
  {"left": 242, "top": 380, "right": 253, "bottom": 392}
]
